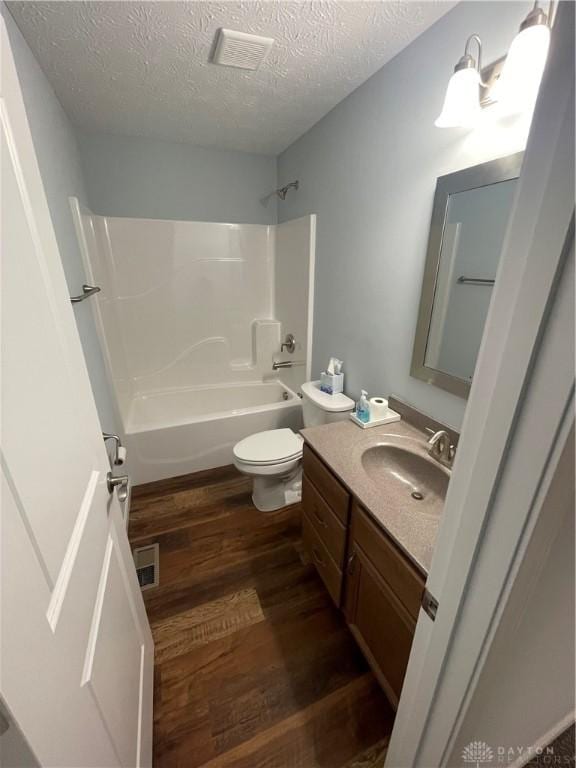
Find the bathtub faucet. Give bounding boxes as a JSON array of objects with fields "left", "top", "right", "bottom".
[{"left": 273, "top": 360, "right": 306, "bottom": 371}]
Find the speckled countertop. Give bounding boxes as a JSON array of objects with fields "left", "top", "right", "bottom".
[{"left": 301, "top": 419, "right": 448, "bottom": 575}]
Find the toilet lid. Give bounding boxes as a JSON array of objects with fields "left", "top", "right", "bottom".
[{"left": 234, "top": 428, "right": 303, "bottom": 465}]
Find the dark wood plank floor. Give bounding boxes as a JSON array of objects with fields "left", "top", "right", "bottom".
[{"left": 129, "top": 465, "right": 395, "bottom": 768}]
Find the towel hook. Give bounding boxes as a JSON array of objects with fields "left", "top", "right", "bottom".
[{"left": 71, "top": 284, "right": 101, "bottom": 304}]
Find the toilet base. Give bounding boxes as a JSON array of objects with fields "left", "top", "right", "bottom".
[{"left": 252, "top": 466, "right": 302, "bottom": 512}]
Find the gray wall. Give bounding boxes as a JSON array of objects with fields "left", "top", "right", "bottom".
[
  {"left": 78, "top": 132, "right": 278, "bottom": 224},
  {"left": 4, "top": 5, "right": 119, "bottom": 434},
  {"left": 277, "top": 1, "right": 532, "bottom": 429}
]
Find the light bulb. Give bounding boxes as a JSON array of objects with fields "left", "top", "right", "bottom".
[
  {"left": 435, "top": 68, "right": 482, "bottom": 128},
  {"left": 492, "top": 19, "right": 550, "bottom": 115}
]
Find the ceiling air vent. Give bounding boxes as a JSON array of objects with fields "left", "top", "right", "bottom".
[{"left": 212, "top": 29, "right": 274, "bottom": 71}]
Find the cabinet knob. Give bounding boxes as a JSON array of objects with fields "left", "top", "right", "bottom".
[
  {"left": 312, "top": 547, "right": 326, "bottom": 567},
  {"left": 312, "top": 503, "right": 327, "bottom": 528},
  {"left": 347, "top": 550, "right": 356, "bottom": 575}
]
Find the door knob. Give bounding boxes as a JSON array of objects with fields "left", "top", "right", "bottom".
[{"left": 107, "top": 472, "right": 129, "bottom": 502}]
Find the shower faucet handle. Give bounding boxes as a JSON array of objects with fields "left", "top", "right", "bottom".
[{"left": 281, "top": 333, "right": 296, "bottom": 354}]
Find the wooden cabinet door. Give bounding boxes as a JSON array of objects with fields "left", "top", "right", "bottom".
[{"left": 345, "top": 545, "right": 416, "bottom": 708}]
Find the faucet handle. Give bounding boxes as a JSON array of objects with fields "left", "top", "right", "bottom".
[
  {"left": 427, "top": 430, "right": 455, "bottom": 467},
  {"left": 281, "top": 333, "right": 296, "bottom": 354}
]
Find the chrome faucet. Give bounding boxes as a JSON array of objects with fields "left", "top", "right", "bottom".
[{"left": 427, "top": 430, "right": 455, "bottom": 469}]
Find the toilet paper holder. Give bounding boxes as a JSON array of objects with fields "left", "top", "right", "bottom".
[{"left": 103, "top": 432, "right": 126, "bottom": 466}]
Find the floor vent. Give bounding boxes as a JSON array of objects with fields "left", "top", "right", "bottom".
[{"left": 133, "top": 543, "right": 159, "bottom": 590}]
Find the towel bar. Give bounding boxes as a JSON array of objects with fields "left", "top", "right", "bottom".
[
  {"left": 272, "top": 360, "right": 305, "bottom": 370},
  {"left": 457, "top": 276, "right": 495, "bottom": 286}
]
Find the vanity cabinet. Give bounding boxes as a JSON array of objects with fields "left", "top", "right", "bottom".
[
  {"left": 301, "top": 444, "right": 425, "bottom": 709},
  {"left": 344, "top": 501, "right": 424, "bottom": 707}
]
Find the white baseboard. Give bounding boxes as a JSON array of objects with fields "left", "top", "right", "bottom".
[{"left": 513, "top": 711, "right": 575, "bottom": 768}]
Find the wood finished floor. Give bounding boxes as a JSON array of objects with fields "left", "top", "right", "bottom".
[{"left": 129, "top": 465, "right": 395, "bottom": 768}]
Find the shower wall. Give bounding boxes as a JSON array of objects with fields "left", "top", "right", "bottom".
[
  {"left": 71, "top": 199, "right": 314, "bottom": 429},
  {"left": 274, "top": 216, "right": 316, "bottom": 393}
]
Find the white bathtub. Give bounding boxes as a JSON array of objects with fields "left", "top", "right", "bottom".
[{"left": 124, "top": 381, "right": 303, "bottom": 485}]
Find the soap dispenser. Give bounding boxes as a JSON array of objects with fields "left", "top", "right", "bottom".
[{"left": 356, "top": 390, "right": 371, "bottom": 423}]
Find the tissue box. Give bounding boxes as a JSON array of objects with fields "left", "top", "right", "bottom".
[{"left": 320, "top": 372, "right": 344, "bottom": 395}]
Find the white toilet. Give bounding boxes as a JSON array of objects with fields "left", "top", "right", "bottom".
[{"left": 233, "top": 381, "right": 355, "bottom": 511}]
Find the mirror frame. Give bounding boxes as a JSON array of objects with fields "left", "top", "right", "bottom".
[{"left": 411, "top": 151, "right": 524, "bottom": 399}]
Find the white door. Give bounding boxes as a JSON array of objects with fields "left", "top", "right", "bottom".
[{"left": 0, "top": 15, "right": 153, "bottom": 768}]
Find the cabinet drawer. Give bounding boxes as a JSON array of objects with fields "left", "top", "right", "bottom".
[
  {"left": 351, "top": 501, "right": 425, "bottom": 620},
  {"left": 302, "top": 475, "right": 346, "bottom": 568},
  {"left": 302, "top": 514, "right": 342, "bottom": 606},
  {"left": 302, "top": 444, "right": 350, "bottom": 524}
]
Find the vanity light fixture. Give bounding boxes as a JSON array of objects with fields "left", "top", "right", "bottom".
[
  {"left": 435, "top": 2, "right": 552, "bottom": 128},
  {"left": 491, "top": 2, "right": 551, "bottom": 114},
  {"left": 435, "top": 34, "right": 484, "bottom": 128}
]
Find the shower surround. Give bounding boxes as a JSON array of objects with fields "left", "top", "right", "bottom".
[{"left": 71, "top": 199, "right": 315, "bottom": 484}]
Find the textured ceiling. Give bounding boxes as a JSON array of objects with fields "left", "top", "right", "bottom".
[{"left": 8, "top": 1, "right": 456, "bottom": 155}]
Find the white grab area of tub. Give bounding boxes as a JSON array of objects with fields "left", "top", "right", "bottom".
[{"left": 70, "top": 199, "right": 315, "bottom": 484}]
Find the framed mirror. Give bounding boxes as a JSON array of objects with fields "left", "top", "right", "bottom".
[{"left": 411, "top": 152, "right": 523, "bottom": 399}]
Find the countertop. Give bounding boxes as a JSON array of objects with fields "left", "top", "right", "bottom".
[{"left": 301, "top": 419, "right": 446, "bottom": 575}]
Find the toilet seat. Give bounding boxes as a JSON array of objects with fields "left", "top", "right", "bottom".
[{"left": 233, "top": 428, "right": 303, "bottom": 466}]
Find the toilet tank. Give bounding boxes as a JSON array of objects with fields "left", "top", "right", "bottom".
[{"left": 300, "top": 381, "right": 355, "bottom": 427}]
